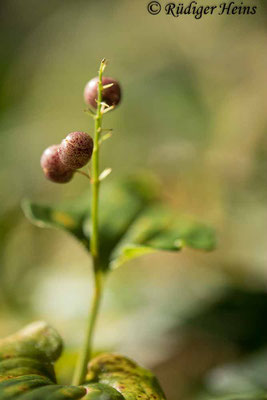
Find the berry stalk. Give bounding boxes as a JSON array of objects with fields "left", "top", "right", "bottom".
[{"left": 72, "top": 59, "right": 106, "bottom": 386}]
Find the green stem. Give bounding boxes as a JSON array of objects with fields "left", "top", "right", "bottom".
[
  {"left": 72, "top": 270, "right": 103, "bottom": 386},
  {"left": 72, "top": 59, "right": 106, "bottom": 386}
]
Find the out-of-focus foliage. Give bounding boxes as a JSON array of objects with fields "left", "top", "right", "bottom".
[
  {"left": 0, "top": 0, "right": 267, "bottom": 399},
  {"left": 22, "top": 176, "right": 216, "bottom": 270},
  {"left": 183, "top": 288, "right": 267, "bottom": 353}
]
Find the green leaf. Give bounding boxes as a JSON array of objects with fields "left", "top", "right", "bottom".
[
  {"left": 21, "top": 197, "right": 90, "bottom": 249},
  {"left": 22, "top": 175, "right": 159, "bottom": 267},
  {"left": 22, "top": 175, "right": 216, "bottom": 271},
  {"left": 110, "top": 206, "right": 216, "bottom": 269},
  {"left": 85, "top": 353, "right": 166, "bottom": 400},
  {"left": 0, "top": 322, "right": 166, "bottom": 400},
  {"left": 97, "top": 175, "right": 159, "bottom": 268}
]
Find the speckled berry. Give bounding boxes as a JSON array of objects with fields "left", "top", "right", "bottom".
[
  {"left": 40, "top": 145, "right": 74, "bottom": 183},
  {"left": 58, "top": 131, "right": 93, "bottom": 170},
  {"left": 84, "top": 76, "right": 121, "bottom": 109}
]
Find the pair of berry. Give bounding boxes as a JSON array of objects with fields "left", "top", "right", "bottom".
[
  {"left": 40, "top": 76, "right": 121, "bottom": 183},
  {"left": 41, "top": 132, "right": 93, "bottom": 183}
]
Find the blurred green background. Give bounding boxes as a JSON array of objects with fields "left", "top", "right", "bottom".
[{"left": 0, "top": 1, "right": 267, "bottom": 399}]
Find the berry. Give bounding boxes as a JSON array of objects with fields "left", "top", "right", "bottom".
[
  {"left": 58, "top": 131, "right": 93, "bottom": 170},
  {"left": 84, "top": 77, "right": 121, "bottom": 109},
  {"left": 41, "top": 145, "right": 74, "bottom": 183}
]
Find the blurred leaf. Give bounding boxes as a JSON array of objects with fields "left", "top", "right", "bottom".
[
  {"left": 22, "top": 196, "right": 90, "bottom": 249},
  {"left": 0, "top": 208, "right": 22, "bottom": 306},
  {"left": 22, "top": 175, "right": 158, "bottom": 262},
  {"left": 22, "top": 175, "right": 216, "bottom": 271},
  {"left": 96, "top": 175, "right": 159, "bottom": 269},
  {"left": 110, "top": 206, "right": 216, "bottom": 269},
  {"left": 0, "top": 322, "right": 166, "bottom": 400},
  {"left": 203, "top": 350, "right": 267, "bottom": 398},
  {"left": 202, "top": 394, "right": 267, "bottom": 400},
  {"left": 184, "top": 288, "right": 267, "bottom": 353}
]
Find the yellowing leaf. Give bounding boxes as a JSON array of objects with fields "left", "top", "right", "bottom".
[{"left": 0, "top": 323, "right": 166, "bottom": 400}]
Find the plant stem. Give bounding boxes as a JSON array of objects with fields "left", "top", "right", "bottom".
[
  {"left": 75, "top": 170, "right": 91, "bottom": 180},
  {"left": 72, "top": 59, "right": 106, "bottom": 386},
  {"left": 72, "top": 269, "right": 103, "bottom": 386}
]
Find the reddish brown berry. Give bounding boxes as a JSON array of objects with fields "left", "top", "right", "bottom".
[
  {"left": 84, "top": 76, "right": 121, "bottom": 109},
  {"left": 40, "top": 145, "right": 74, "bottom": 183},
  {"left": 58, "top": 131, "right": 93, "bottom": 170}
]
